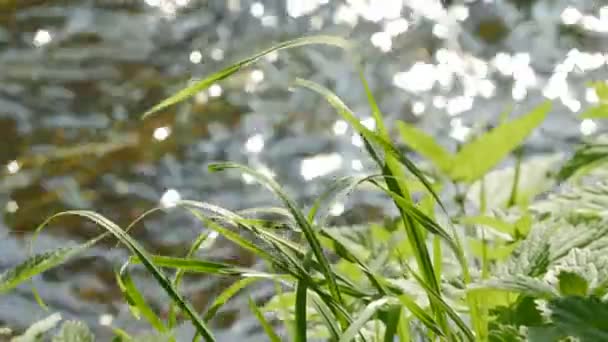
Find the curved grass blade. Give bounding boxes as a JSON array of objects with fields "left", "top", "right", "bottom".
[
  {"left": 130, "top": 255, "right": 262, "bottom": 276},
  {"left": 32, "top": 211, "right": 215, "bottom": 342},
  {"left": 143, "top": 35, "right": 350, "bottom": 118},
  {"left": 116, "top": 262, "right": 170, "bottom": 337},
  {"left": 396, "top": 294, "right": 444, "bottom": 337},
  {"left": 249, "top": 297, "right": 281, "bottom": 342},
  {"left": 293, "top": 78, "right": 447, "bottom": 214},
  {"left": 311, "top": 295, "right": 341, "bottom": 341},
  {"left": 338, "top": 298, "right": 389, "bottom": 342},
  {"left": 0, "top": 233, "right": 107, "bottom": 294},
  {"left": 169, "top": 230, "right": 211, "bottom": 328},
  {"left": 401, "top": 262, "right": 475, "bottom": 341},
  {"left": 208, "top": 163, "right": 344, "bottom": 309},
  {"left": 204, "top": 277, "right": 262, "bottom": 322},
  {"left": 294, "top": 280, "right": 308, "bottom": 342}
]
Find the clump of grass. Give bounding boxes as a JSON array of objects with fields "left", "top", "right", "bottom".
[{"left": 2, "top": 35, "right": 608, "bottom": 342}]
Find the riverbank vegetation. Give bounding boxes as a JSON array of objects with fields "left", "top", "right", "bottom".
[{"left": 2, "top": 36, "right": 608, "bottom": 342}]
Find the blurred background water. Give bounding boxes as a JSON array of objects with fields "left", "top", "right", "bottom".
[{"left": 0, "top": 0, "right": 607, "bottom": 339}]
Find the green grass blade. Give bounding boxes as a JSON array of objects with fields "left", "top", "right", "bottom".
[
  {"left": 383, "top": 306, "right": 401, "bottom": 342},
  {"left": 396, "top": 121, "right": 453, "bottom": 173},
  {"left": 396, "top": 294, "right": 444, "bottom": 337},
  {"left": 338, "top": 298, "right": 389, "bottom": 342},
  {"left": 116, "top": 263, "right": 170, "bottom": 336},
  {"left": 208, "top": 163, "right": 344, "bottom": 308},
  {"left": 402, "top": 263, "right": 475, "bottom": 341},
  {"left": 34, "top": 211, "right": 215, "bottom": 342},
  {"left": 359, "top": 69, "right": 388, "bottom": 138},
  {"left": 294, "top": 280, "right": 308, "bottom": 342},
  {"left": 249, "top": 297, "right": 281, "bottom": 342},
  {"left": 129, "top": 255, "right": 260, "bottom": 276},
  {"left": 0, "top": 233, "right": 106, "bottom": 294},
  {"left": 311, "top": 295, "right": 341, "bottom": 340},
  {"left": 450, "top": 101, "right": 551, "bottom": 182},
  {"left": 142, "top": 35, "right": 350, "bottom": 118},
  {"left": 294, "top": 78, "right": 447, "bottom": 214},
  {"left": 204, "top": 277, "right": 262, "bottom": 322},
  {"left": 169, "top": 230, "right": 211, "bottom": 328}
]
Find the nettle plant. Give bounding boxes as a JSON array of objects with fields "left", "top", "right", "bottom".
[{"left": 2, "top": 36, "right": 608, "bottom": 342}]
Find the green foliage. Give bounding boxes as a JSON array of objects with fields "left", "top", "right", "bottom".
[
  {"left": 398, "top": 102, "right": 551, "bottom": 183},
  {"left": 7, "top": 35, "right": 608, "bottom": 342},
  {"left": 52, "top": 321, "right": 95, "bottom": 342}
]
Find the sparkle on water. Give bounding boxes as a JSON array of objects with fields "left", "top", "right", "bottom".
[
  {"left": 333, "top": 120, "right": 348, "bottom": 135},
  {"left": 210, "top": 48, "right": 224, "bottom": 61},
  {"left": 580, "top": 119, "right": 597, "bottom": 136},
  {"left": 449, "top": 118, "right": 471, "bottom": 142},
  {"left": 245, "top": 134, "right": 265, "bottom": 153},
  {"left": 6, "top": 160, "right": 20, "bottom": 174},
  {"left": 153, "top": 126, "right": 171, "bottom": 141},
  {"left": 250, "top": 2, "right": 264, "bottom": 18},
  {"left": 33, "top": 30, "right": 52, "bottom": 47},
  {"left": 208, "top": 84, "right": 223, "bottom": 97},
  {"left": 160, "top": 189, "right": 182, "bottom": 209},
  {"left": 5, "top": 201, "right": 18, "bottom": 214},
  {"left": 98, "top": 314, "right": 113, "bottom": 327},
  {"left": 300, "top": 153, "right": 343, "bottom": 181},
  {"left": 329, "top": 202, "right": 345, "bottom": 216},
  {"left": 189, "top": 50, "right": 203, "bottom": 64}
]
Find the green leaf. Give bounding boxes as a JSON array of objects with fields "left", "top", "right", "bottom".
[
  {"left": 396, "top": 121, "right": 453, "bottom": 173},
  {"left": 580, "top": 105, "right": 608, "bottom": 119},
  {"left": 0, "top": 234, "right": 106, "bottom": 294},
  {"left": 339, "top": 298, "right": 389, "bottom": 342},
  {"left": 558, "top": 143, "right": 608, "bottom": 181},
  {"left": 249, "top": 297, "right": 281, "bottom": 342},
  {"left": 142, "top": 35, "right": 350, "bottom": 118},
  {"left": 557, "top": 272, "right": 589, "bottom": 297},
  {"left": 450, "top": 101, "right": 551, "bottom": 182},
  {"left": 548, "top": 296, "right": 608, "bottom": 341},
  {"left": 459, "top": 215, "right": 516, "bottom": 237},
  {"left": 468, "top": 275, "right": 558, "bottom": 299},
  {"left": 52, "top": 321, "right": 95, "bottom": 342}
]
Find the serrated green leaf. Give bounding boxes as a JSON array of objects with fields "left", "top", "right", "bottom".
[
  {"left": 548, "top": 296, "right": 608, "bottom": 342},
  {"left": 12, "top": 313, "right": 62, "bottom": 342},
  {"left": 557, "top": 272, "right": 589, "bottom": 296},
  {"left": 450, "top": 101, "right": 551, "bottom": 182},
  {"left": 52, "top": 321, "right": 94, "bottom": 342},
  {"left": 468, "top": 275, "right": 558, "bottom": 299}
]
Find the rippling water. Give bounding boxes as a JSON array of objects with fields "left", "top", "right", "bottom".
[{"left": 0, "top": 0, "right": 606, "bottom": 338}]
